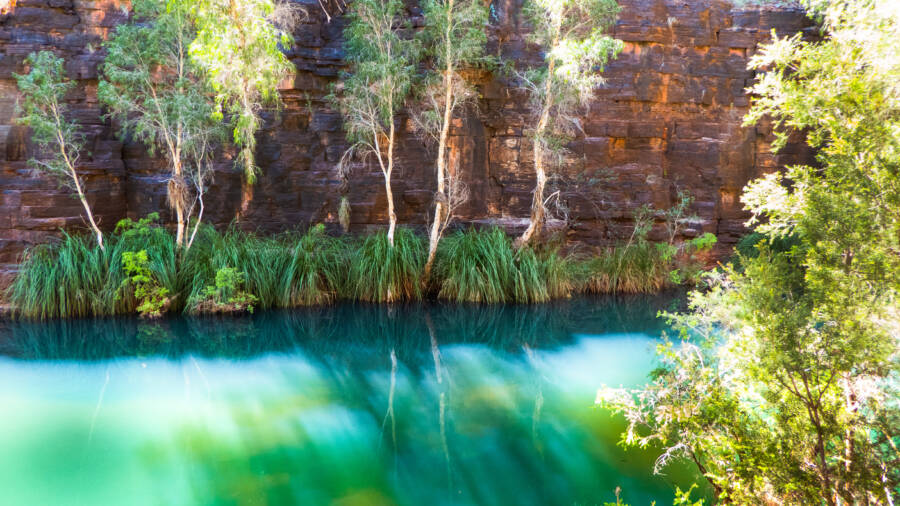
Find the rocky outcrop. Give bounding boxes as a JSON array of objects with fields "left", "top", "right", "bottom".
[{"left": 0, "top": 0, "right": 817, "bottom": 291}]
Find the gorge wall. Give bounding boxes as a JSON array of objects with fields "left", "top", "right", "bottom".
[{"left": 0, "top": 0, "right": 817, "bottom": 289}]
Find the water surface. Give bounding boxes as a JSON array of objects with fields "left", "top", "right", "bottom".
[{"left": 0, "top": 295, "right": 703, "bottom": 505}]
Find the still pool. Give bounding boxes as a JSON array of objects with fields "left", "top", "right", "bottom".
[{"left": 0, "top": 295, "right": 704, "bottom": 506}]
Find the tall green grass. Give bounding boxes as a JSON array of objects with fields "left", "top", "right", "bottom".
[
  {"left": 346, "top": 228, "right": 425, "bottom": 303},
  {"left": 8, "top": 223, "right": 178, "bottom": 319},
  {"left": 182, "top": 224, "right": 346, "bottom": 310},
  {"left": 581, "top": 241, "right": 672, "bottom": 294},
  {"left": 5, "top": 221, "right": 709, "bottom": 319},
  {"left": 433, "top": 227, "right": 577, "bottom": 303}
]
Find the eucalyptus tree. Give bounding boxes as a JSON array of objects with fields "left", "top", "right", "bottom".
[
  {"left": 15, "top": 51, "right": 105, "bottom": 251},
  {"left": 415, "top": 0, "right": 490, "bottom": 278},
  {"left": 100, "top": 0, "right": 224, "bottom": 250},
  {"left": 515, "top": 0, "right": 621, "bottom": 246},
  {"left": 601, "top": 0, "right": 900, "bottom": 503},
  {"left": 189, "top": 0, "right": 299, "bottom": 188},
  {"left": 332, "top": 0, "right": 418, "bottom": 246}
]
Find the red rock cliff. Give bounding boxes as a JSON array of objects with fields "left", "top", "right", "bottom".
[{"left": 0, "top": 0, "right": 817, "bottom": 289}]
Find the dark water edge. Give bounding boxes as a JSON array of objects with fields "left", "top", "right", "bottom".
[
  {"left": 0, "top": 291, "right": 689, "bottom": 361},
  {"left": 0, "top": 292, "right": 707, "bottom": 506}
]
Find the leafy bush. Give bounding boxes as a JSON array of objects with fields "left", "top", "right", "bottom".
[
  {"left": 120, "top": 249, "right": 170, "bottom": 318},
  {"left": 188, "top": 267, "right": 258, "bottom": 314}
]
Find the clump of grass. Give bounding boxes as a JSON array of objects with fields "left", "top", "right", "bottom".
[
  {"left": 433, "top": 227, "right": 518, "bottom": 303},
  {"left": 183, "top": 228, "right": 292, "bottom": 310},
  {"left": 282, "top": 224, "right": 346, "bottom": 306},
  {"left": 182, "top": 224, "right": 346, "bottom": 310},
  {"left": 537, "top": 248, "right": 578, "bottom": 300},
  {"left": 9, "top": 233, "right": 124, "bottom": 319},
  {"left": 8, "top": 215, "right": 179, "bottom": 319},
  {"left": 346, "top": 228, "right": 425, "bottom": 303},
  {"left": 581, "top": 241, "right": 671, "bottom": 294},
  {"left": 433, "top": 227, "right": 577, "bottom": 304}
]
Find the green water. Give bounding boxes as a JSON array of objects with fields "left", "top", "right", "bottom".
[{"left": 0, "top": 295, "right": 704, "bottom": 506}]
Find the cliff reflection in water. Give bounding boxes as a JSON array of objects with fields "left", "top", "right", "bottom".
[{"left": 0, "top": 294, "right": 704, "bottom": 506}]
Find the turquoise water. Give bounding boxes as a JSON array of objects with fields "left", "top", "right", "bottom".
[{"left": 0, "top": 295, "right": 703, "bottom": 505}]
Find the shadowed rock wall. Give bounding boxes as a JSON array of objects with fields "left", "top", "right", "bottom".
[{"left": 0, "top": 0, "right": 817, "bottom": 290}]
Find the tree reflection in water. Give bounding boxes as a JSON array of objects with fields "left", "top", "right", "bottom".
[{"left": 0, "top": 293, "right": 708, "bottom": 505}]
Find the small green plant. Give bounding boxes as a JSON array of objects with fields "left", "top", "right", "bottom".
[
  {"left": 189, "top": 267, "right": 258, "bottom": 314},
  {"left": 115, "top": 212, "right": 162, "bottom": 240},
  {"left": 120, "top": 250, "right": 170, "bottom": 318},
  {"left": 672, "top": 484, "right": 704, "bottom": 506}
]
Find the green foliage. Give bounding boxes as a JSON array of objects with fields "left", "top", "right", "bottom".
[
  {"left": 330, "top": 0, "right": 420, "bottom": 244},
  {"left": 182, "top": 224, "right": 345, "bottom": 310},
  {"left": 14, "top": 51, "right": 80, "bottom": 179},
  {"left": 420, "top": 0, "right": 490, "bottom": 72},
  {"left": 433, "top": 227, "right": 523, "bottom": 303},
  {"left": 604, "top": 0, "right": 900, "bottom": 503},
  {"left": 8, "top": 213, "right": 180, "bottom": 319},
  {"left": 415, "top": 0, "right": 492, "bottom": 270},
  {"left": 120, "top": 250, "right": 171, "bottom": 318},
  {"left": 99, "top": 0, "right": 225, "bottom": 247},
  {"left": 518, "top": 0, "right": 622, "bottom": 159},
  {"left": 433, "top": 227, "right": 576, "bottom": 303},
  {"left": 9, "top": 233, "right": 126, "bottom": 319},
  {"left": 413, "top": 0, "right": 492, "bottom": 142},
  {"left": 188, "top": 267, "right": 258, "bottom": 314},
  {"left": 338, "top": 0, "right": 417, "bottom": 134},
  {"left": 347, "top": 228, "right": 425, "bottom": 303},
  {"left": 9, "top": 223, "right": 714, "bottom": 318},
  {"left": 14, "top": 51, "right": 105, "bottom": 250},
  {"left": 582, "top": 201, "right": 716, "bottom": 294},
  {"left": 189, "top": 0, "right": 298, "bottom": 181}
]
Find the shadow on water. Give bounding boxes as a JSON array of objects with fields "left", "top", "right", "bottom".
[
  {"left": 0, "top": 293, "right": 706, "bottom": 506},
  {"left": 0, "top": 293, "right": 685, "bottom": 362}
]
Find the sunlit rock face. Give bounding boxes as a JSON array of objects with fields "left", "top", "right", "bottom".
[{"left": 0, "top": 0, "right": 817, "bottom": 290}]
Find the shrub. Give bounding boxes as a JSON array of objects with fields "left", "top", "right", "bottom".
[
  {"left": 188, "top": 267, "right": 258, "bottom": 314},
  {"left": 120, "top": 249, "right": 170, "bottom": 318}
]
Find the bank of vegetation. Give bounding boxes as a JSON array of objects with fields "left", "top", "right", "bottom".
[{"left": 6, "top": 215, "right": 715, "bottom": 319}]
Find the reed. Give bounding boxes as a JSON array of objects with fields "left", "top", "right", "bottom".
[
  {"left": 581, "top": 241, "right": 671, "bottom": 294},
  {"left": 345, "top": 228, "right": 425, "bottom": 303},
  {"left": 433, "top": 227, "right": 577, "bottom": 303}
]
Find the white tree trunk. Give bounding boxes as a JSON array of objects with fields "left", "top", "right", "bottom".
[
  {"left": 386, "top": 116, "right": 398, "bottom": 246},
  {"left": 517, "top": 51, "right": 557, "bottom": 248},
  {"left": 57, "top": 129, "right": 104, "bottom": 252},
  {"left": 425, "top": 25, "right": 456, "bottom": 279}
]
